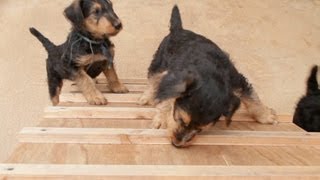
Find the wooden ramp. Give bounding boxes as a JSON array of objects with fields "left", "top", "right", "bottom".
[{"left": 1, "top": 79, "right": 320, "bottom": 179}]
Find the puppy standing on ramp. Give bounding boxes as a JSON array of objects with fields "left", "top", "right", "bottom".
[
  {"left": 140, "top": 5, "right": 278, "bottom": 148},
  {"left": 30, "top": 0, "right": 128, "bottom": 106}
]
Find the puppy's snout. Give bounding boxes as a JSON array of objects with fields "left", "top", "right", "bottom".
[
  {"left": 170, "top": 129, "right": 200, "bottom": 148},
  {"left": 171, "top": 136, "right": 190, "bottom": 148},
  {"left": 171, "top": 141, "right": 184, "bottom": 148},
  {"left": 114, "top": 22, "right": 122, "bottom": 30},
  {"left": 171, "top": 138, "right": 185, "bottom": 148}
]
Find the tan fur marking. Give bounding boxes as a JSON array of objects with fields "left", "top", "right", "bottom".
[
  {"left": 241, "top": 90, "right": 278, "bottom": 124},
  {"left": 84, "top": 5, "right": 118, "bottom": 39},
  {"left": 152, "top": 99, "right": 175, "bottom": 130},
  {"left": 103, "top": 65, "right": 128, "bottom": 93},
  {"left": 92, "top": 3, "right": 102, "bottom": 11},
  {"left": 201, "top": 122, "right": 214, "bottom": 131},
  {"left": 51, "top": 96, "right": 59, "bottom": 106},
  {"left": 75, "top": 69, "right": 107, "bottom": 105},
  {"left": 51, "top": 87, "right": 61, "bottom": 106},
  {"left": 169, "top": 116, "right": 199, "bottom": 148},
  {"left": 174, "top": 107, "right": 191, "bottom": 125},
  {"left": 51, "top": 82, "right": 63, "bottom": 106},
  {"left": 77, "top": 54, "right": 107, "bottom": 66},
  {"left": 138, "top": 71, "right": 168, "bottom": 106}
]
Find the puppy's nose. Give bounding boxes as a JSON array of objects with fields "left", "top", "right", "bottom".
[
  {"left": 171, "top": 141, "right": 183, "bottom": 149},
  {"left": 114, "top": 23, "right": 122, "bottom": 30},
  {"left": 171, "top": 137, "right": 187, "bottom": 148}
]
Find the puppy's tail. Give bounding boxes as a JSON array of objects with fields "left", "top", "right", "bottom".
[
  {"left": 170, "top": 5, "right": 183, "bottom": 32},
  {"left": 29, "top": 27, "right": 56, "bottom": 53},
  {"left": 307, "top": 65, "right": 319, "bottom": 95}
]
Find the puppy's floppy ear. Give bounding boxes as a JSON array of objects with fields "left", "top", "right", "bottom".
[
  {"left": 155, "top": 70, "right": 195, "bottom": 103},
  {"left": 64, "top": 0, "right": 84, "bottom": 29}
]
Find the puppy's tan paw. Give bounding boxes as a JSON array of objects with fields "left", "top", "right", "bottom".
[
  {"left": 51, "top": 96, "right": 60, "bottom": 106},
  {"left": 138, "top": 96, "right": 149, "bottom": 105},
  {"left": 138, "top": 94, "right": 152, "bottom": 106},
  {"left": 256, "top": 107, "right": 278, "bottom": 125},
  {"left": 151, "top": 117, "right": 167, "bottom": 129},
  {"left": 110, "top": 83, "right": 129, "bottom": 93},
  {"left": 86, "top": 92, "right": 108, "bottom": 105}
]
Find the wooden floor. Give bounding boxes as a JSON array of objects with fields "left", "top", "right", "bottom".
[{"left": 1, "top": 79, "right": 320, "bottom": 179}]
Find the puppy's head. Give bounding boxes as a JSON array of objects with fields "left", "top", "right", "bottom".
[
  {"left": 156, "top": 70, "right": 230, "bottom": 148},
  {"left": 64, "top": 0, "right": 122, "bottom": 39}
]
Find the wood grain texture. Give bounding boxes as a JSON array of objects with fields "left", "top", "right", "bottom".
[
  {"left": 96, "top": 79, "right": 148, "bottom": 84},
  {"left": 68, "top": 84, "right": 146, "bottom": 93},
  {"left": 60, "top": 93, "right": 142, "bottom": 104},
  {"left": 44, "top": 106, "right": 154, "bottom": 119},
  {"left": 43, "top": 106, "right": 293, "bottom": 122},
  {"left": 1, "top": 164, "right": 320, "bottom": 180},
  {"left": 38, "top": 119, "right": 303, "bottom": 132},
  {"left": 63, "top": 80, "right": 146, "bottom": 93},
  {"left": 18, "top": 127, "right": 319, "bottom": 146},
  {"left": 6, "top": 144, "right": 320, "bottom": 166}
]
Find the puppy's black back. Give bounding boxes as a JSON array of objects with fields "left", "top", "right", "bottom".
[{"left": 293, "top": 65, "right": 320, "bottom": 132}]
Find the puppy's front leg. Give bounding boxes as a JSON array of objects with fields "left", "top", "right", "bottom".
[
  {"left": 103, "top": 64, "right": 128, "bottom": 93},
  {"left": 152, "top": 99, "right": 174, "bottom": 129},
  {"left": 48, "top": 75, "right": 63, "bottom": 106},
  {"left": 75, "top": 69, "right": 107, "bottom": 105}
]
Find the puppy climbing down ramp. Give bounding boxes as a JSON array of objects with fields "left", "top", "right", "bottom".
[{"left": 1, "top": 79, "right": 320, "bottom": 179}]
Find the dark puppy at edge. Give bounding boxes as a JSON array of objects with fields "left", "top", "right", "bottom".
[
  {"left": 30, "top": 0, "right": 128, "bottom": 106},
  {"left": 293, "top": 65, "right": 320, "bottom": 132},
  {"left": 139, "top": 6, "right": 278, "bottom": 148}
]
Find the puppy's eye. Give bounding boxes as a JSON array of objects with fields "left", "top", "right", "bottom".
[
  {"left": 94, "top": 9, "right": 101, "bottom": 15},
  {"left": 183, "top": 92, "right": 192, "bottom": 98}
]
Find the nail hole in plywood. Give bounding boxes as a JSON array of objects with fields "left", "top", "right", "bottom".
[{"left": 5, "top": 167, "right": 14, "bottom": 171}]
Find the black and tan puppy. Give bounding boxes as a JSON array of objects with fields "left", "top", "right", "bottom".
[
  {"left": 293, "top": 65, "right": 320, "bottom": 132},
  {"left": 30, "top": 0, "right": 128, "bottom": 106},
  {"left": 139, "top": 6, "right": 277, "bottom": 148}
]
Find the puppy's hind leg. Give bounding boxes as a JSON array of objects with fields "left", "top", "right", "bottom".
[
  {"left": 224, "top": 95, "right": 241, "bottom": 126},
  {"left": 138, "top": 82, "right": 154, "bottom": 105},
  {"left": 48, "top": 75, "right": 63, "bottom": 106},
  {"left": 242, "top": 90, "right": 278, "bottom": 124},
  {"left": 234, "top": 74, "right": 278, "bottom": 124},
  {"left": 139, "top": 71, "right": 168, "bottom": 106}
]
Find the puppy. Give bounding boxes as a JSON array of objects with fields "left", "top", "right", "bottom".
[
  {"left": 30, "top": 0, "right": 128, "bottom": 106},
  {"left": 293, "top": 65, "right": 320, "bottom": 132},
  {"left": 139, "top": 5, "right": 277, "bottom": 148}
]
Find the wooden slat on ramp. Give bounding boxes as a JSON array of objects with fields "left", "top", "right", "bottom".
[
  {"left": 1, "top": 164, "right": 320, "bottom": 180},
  {"left": 18, "top": 127, "right": 320, "bottom": 146}
]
